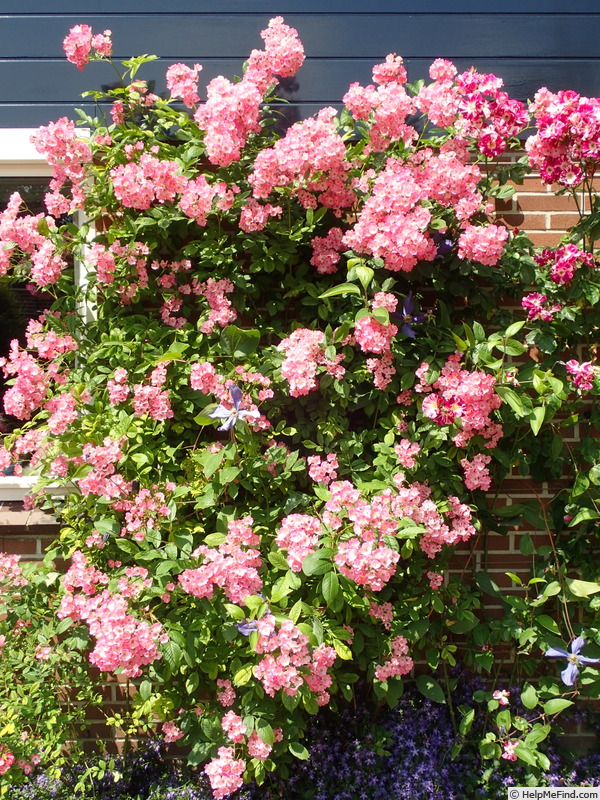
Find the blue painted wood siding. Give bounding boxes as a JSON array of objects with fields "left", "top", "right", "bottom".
[{"left": 1, "top": 2, "right": 599, "bottom": 127}]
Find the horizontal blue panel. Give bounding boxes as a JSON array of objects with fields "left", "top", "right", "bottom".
[
  {"left": 0, "top": 58, "right": 600, "bottom": 106},
  {"left": 3, "top": 0, "right": 600, "bottom": 12},
  {"left": 0, "top": 102, "right": 333, "bottom": 129},
  {"left": 2, "top": 58, "right": 600, "bottom": 129},
  {"left": 3, "top": 14, "right": 600, "bottom": 59},
  {"left": 2, "top": 57, "right": 600, "bottom": 104}
]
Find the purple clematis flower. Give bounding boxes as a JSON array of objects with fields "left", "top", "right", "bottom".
[
  {"left": 398, "top": 291, "right": 426, "bottom": 339},
  {"left": 545, "top": 636, "right": 600, "bottom": 686},
  {"left": 236, "top": 619, "right": 259, "bottom": 636},
  {"left": 208, "top": 385, "right": 260, "bottom": 432}
]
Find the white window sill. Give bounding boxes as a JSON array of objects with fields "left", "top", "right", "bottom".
[{"left": 0, "top": 475, "right": 68, "bottom": 502}]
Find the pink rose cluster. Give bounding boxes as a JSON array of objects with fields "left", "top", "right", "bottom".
[
  {"left": 566, "top": 359, "right": 599, "bottom": 392},
  {"left": 0, "top": 339, "right": 51, "bottom": 421},
  {"left": 535, "top": 244, "right": 594, "bottom": 286},
  {"left": 31, "top": 117, "right": 93, "bottom": 215},
  {"left": 178, "top": 516, "right": 263, "bottom": 605},
  {"left": 253, "top": 614, "right": 337, "bottom": 706},
  {"left": 194, "top": 17, "right": 304, "bottom": 168},
  {"left": 276, "top": 513, "right": 322, "bottom": 572},
  {"left": 307, "top": 453, "right": 339, "bottom": 486},
  {"left": 415, "top": 59, "right": 528, "bottom": 157},
  {"left": 277, "top": 328, "right": 345, "bottom": 397},
  {"left": 63, "top": 24, "right": 112, "bottom": 71},
  {"left": 117, "top": 482, "right": 175, "bottom": 543},
  {"left": 527, "top": 87, "right": 600, "bottom": 186},
  {"left": 77, "top": 436, "right": 131, "bottom": 499},
  {"left": 374, "top": 635, "right": 414, "bottom": 681},
  {"left": 343, "top": 55, "right": 416, "bottom": 153},
  {"left": 521, "top": 292, "right": 562, "bottom": 322},
  {"left": 416, "top": 354, "right": 503, "bottom": 449},
  {"left": 58, "top": 551, "right": 167, "bottom": 677},
  {"left": 249, "top": 107, "right": 355, "bottom": 216},
  {"left": 0, "top": 553, "right": 28, "bottom": 589},
  {"left": 0, "top": 191, "right": 67, "bottom": 284},
  {"left": 461, "top": 453, "right": 492, "bottom": 492}
]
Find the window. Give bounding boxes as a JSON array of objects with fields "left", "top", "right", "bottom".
[{"left": 0, "top": 129, "right": 52, "bottom": 502}]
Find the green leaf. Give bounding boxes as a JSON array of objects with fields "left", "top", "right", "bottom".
[
  {"left": 505, "top": 320, "right": 525, "bottom": 337},
  {"left": 459, "top": 707, "right": 475, "bottom": 735},
  {"left": 530, "top": 404, "right": 546, "bottom": 435},
  {"left": 302, "top": 548, "right": 333, "bottom": 576},
  {"left": 156, "top": 342, "right": 189, "bottom": 362},
  {"left": 268, "top": 551, "right": 290, "bottom": 571},
  {"left": 536, "top": 614, "right": 561, "bottom": 636},
  {"left": 139, "top": 680, "right": 152, "bottom": 701},
  {"left": 520, "top": 683, "right": 538, "bottom": 709},
  {"left": 224, "top": 604, "right": 246, "bottom": 621},
  {"left": 589, "top": 465, "right": 600, "bottom": 486},
  {"left": 187, "top": 741, "right": 213, "bottom": 765},
  {"left": 332, "top": 639, "right": 352, "bottom": 660},
  {"left": 496, "top": 386, "right": 526, "bottom": 417},
  {"left": 355, "top": 266, "right": 374, "bottom": 290},
  {"left": 220, "top": 325, "right": 260, "bottom": 358},
  {"left": 233, "top": 664, "right": 253, "bottom": 687},
  {"left": 475, "top": 571, "right": 502, "bottom": 597},
  {"left": 371, "top": 307, "right": 389, "bottom": 325},
  {"left": 202, "top": 449, "right": 225, "bottom": 479},
  {"left": 566, "top": 579, "right": 600, "bottom": 597},
  {"left": 568, "top": 508, "right": 600, "bottom": 527},
  {"left": 451, "top": 332, "right": 468, "bottom": 352},
  {"left": 519, "top": 533, "right": 535, "bottom": 556},
  {"left": 256, "top": 720, "right": 275, "bottom": 745},
  {"left": 525, "top": 724, "right": 550, "bottom": 746},
  {"left": 321, "top": 572, "right": 339, "bottom": 604},
  {"left": 505, "top": 572, "right": 522, "bottom": 586},
  {"left": 288, "top": 742, "right": 309, "bottom": 760},
  {"left": 318, "top": 283, "right": 362, "bottom": 299},
  {"left": 415, "top": 675, "right": 446, "bottom": 704},
  {"left": 514, "top": 743, "right": 539, "bottom": 767},
  {"left": 543, "top": 698, "right": 574, "bottom": 715},
  {"left": 161, "top": 640, "right": 182, "bottom": 671},
  {"left": 94, "top": 518, "right": 120, "bottom": 535}
]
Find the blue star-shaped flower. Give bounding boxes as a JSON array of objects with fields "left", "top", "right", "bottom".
[
  {"left": 545, "top": 636, "right": 600, "bottom": 686},
  {"left": 208, "top": 385, "right": 260, "bottom": 432},
  {"left": 398, "top": 291, "right": 426, "bottom": 339}
]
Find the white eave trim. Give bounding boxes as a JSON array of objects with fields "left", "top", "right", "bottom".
[{"left": 0, "top": 129, "right": 53, "bottom": 176}]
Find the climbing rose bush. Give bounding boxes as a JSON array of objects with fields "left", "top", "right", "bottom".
[{"left": 1, "top": 17, "right": 600, "bottom": 795}]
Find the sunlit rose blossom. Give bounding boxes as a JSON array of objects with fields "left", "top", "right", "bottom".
[
  {"left": 457, "top": 223, "right": 508, "bottom": 266},
  {"left": 461, "top": 454, "right": 492, "bottom": 491},
  {"left": 521, "top": 292, "right": 562, "bottom": 322},
  {"left": 63, "top": 25, "right": 112, "bottom": 71},
  {"left": 0, "top": 745, "right": 15, "bottom": 775},
  {"left": 493, "top": 689, "right": 510, "bottom": 706},
  {"left": 427, "top": 571, "right": 444, "bottom": 590},
  {"left": 566, "top": 359, "right": 598, "bottom": 391},
  {"left": 307, "top": 453, "right": 339, "bottom": 486},
  {"left": 374, "top": 635, "right": 414, "bottom": 681},
  {"left": 221, "top": 711, "right": 246, "bottom": 743},
  {"left": 204, "top": 747, "right": 245, "bottom": 800},
  {"left": 162, "top": 721, "right": 184, "bottom": 743},
  {"left": 216, "top": 679, "right": 236, "bottom": 707},
  {"left": 501, "top": 739, "right": 519, "bottom": 761},
  {"left": 276, "top": 513, "right": 322, "bottom": 572},
  {"left": 166, "top": 63, "right": 202, "bottom": 107}
]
